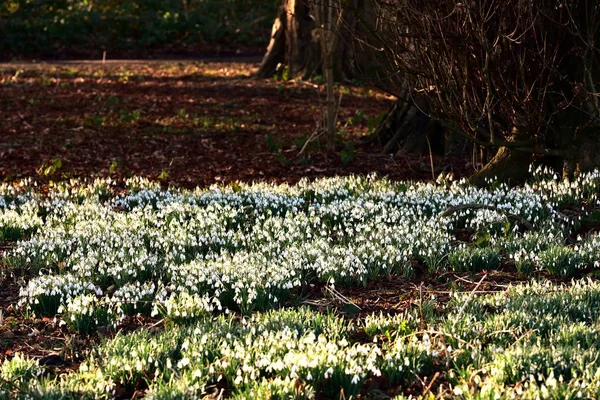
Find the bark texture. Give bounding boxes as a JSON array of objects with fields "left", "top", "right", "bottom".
[
  {"left": 256, "top": 0, "right": 374, "bottom": 80},
  {"left": 469, "top": 146, "right": 533, "bottom": 187},
  {"left": 573, "top": 127, "right": 600, "bottom": 173},
  {"left": 375, "top": 97, "right": 461, "bottom": 159}
]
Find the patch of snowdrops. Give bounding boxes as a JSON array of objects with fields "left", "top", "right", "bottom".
[
  {"left": 5, "top": 279, "right": 600, "bottom": 399},
  {"left": 0, "top": 171, "right": 599, "bottom": 333},
  {"left": 2, "top": 307, "right": 434, "bottom": 399},
  {"left": 445, "top": 278, "right": 600, "bottom": 399},
  {"left": 0, "top": 353, "right": 44, "bottom": 395}
]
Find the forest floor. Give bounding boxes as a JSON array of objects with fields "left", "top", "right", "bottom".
[
  {"left": 0, "top": 58, "right": 471, "bottom": 188},
  {"left": 4, "top": 59, "right": 595, "bottom": 399},
  {"left": 0, "top": 58, "right": 474, "bottom": 387}
]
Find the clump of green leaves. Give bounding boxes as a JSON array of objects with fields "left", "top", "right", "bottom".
[
  {"left": 363, "top": 312, "right": 414, "bottom": 339},
  {"left": 448, "top": 247, "right": 500, "bottom": 272},
  {"left": 0, "top": 353, "right": 44, "bottom": 395},
  {"left": 445, "top": 279, "right": 600, "bottom": 398},
  {"left": 234, "top": 377, "right": 315, "bottom": 400},
  {"left": 59, "top": 294, "right": 116, "bottom": 334},
  {"left": 540, "top": 246, "right": 582, "bottom": 278},
  {"left": 92, "top": 328, "right": 182, "bottom": 391},
  {"left": 512, "top": 249, "right": 537, "bottom": 274},
  {"left": 119, "top": 109, "right": 141, "bottom": 123},
  {"left": 340, "top": 142, "right": 355, "bottom": 165},
  {"left": 37, "top": 158, "right": 63, "bottom": 177}
]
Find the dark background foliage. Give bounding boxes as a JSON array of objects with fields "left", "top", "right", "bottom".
[{"left": 0, "top": 0, "right": 278, "bottom": 59}]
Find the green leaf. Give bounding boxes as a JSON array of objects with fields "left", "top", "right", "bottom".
[
  {"left": 157, "top": 170, "right": 169, "bottom": 181},
  {"left": 475, "top": 231, "right": 491, "bottom": 248},
  {"left": 109, "top": 160, "right": 119, "bottom": 174}
]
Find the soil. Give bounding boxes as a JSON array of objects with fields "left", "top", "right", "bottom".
[{"left": 0, "top": 58, "right": 471, "bottom": 188}]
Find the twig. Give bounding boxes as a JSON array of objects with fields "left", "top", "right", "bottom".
[
  {"left": 148, "top": 318, "right": 165, "bottom": 329},
  {"left": 453, "top": 273, "right": 519, "bottom": 289},
  {"left": 425, "top": 135, "right": 435, "bottom": 181},
  {"left": 304, "top": 81, "right": 328, "bottom": 152},
  {"left": 299, "top": 86, "right": 344, "bottom": 156},
  {"left": 435, "top": 289, "right": 504, "bottom": 295},
  {"left": 455, "top": 273, "right": 488, "bottom": 319},
  {"left": 332, "top": 92, "right": 343, "bottom": 131},
  {"left": 324, "top": 285, "right": 362, "bottom": 311},
  {"left": 298, "top": 125, "right": 325, "bottom": 156},
  {"left": 506, "top": 328, "right": 536, "bottom": 348},
  {"left": 422, "top": 371, "right": 440, "bottom": 397}
]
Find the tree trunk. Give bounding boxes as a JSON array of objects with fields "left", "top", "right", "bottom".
[
  {"left": 573, "top": 126, "right": 600, "bottom": 174},
  {"left": 469, "top": 146, "right": 533, "bottom": 187},
  {"left": 375, "top": 95, "right": 460, "bottom": 159},
  {"left": 322, "top": 0, "right": 340, "bottom": 149},
  {"left": 469, "top": 129, "right": 534, "bottom": 186},
  {"left": 256, "top": 0, "right": 374, "bottom": 80},
  {"left": 257, "top": 6, "right": 288, "bottom": 78},
  {"left": 257, "top": 0, "right": 451, "bottom": 157}
]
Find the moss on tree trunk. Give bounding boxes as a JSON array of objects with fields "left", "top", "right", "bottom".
[
  {"left": 469, "top": 145, "right": 533, "bottom": 187},
  {"left": 469, "top": 129, "right": 534, "bottom": 187}
]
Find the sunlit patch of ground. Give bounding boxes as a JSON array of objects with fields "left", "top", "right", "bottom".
[{"left": 0, "top": 59, "right": 466, "bottom": 188}]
